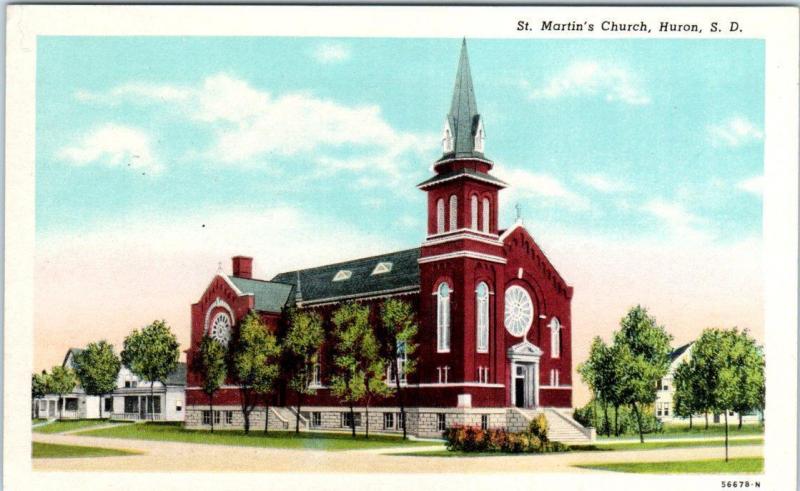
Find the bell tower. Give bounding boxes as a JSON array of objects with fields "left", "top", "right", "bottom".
[{"left": 417, "top": 40, "right": 508, "bottom": 403}]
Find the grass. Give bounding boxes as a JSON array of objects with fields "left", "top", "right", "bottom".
[
  {"left": 575, "top": 457, "right": 763, "bottom": 474},
  {"left": 571, "top": 437, "right": 763, "bottom": 452},
  {"left": 32, "top": 442, "right": 141, "bottom": 459},
  {"left": 33, "top": 419, "right": 118, "bottom": 434},
  {"left": 597, "top": 423, "right": 764, "bottom": 441},
  {"left": 78, "top": 422, "right": 440, "bottom": 451}
]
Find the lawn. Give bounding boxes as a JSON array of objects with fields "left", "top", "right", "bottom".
[
  {"left": 575, "top": 457, "right": 763, "bottom": 474},
  {"left": 33, "top": 419, "right": 119, "bottom": 434},
  {"left": 78, "top": 422, "right": 441, "bottom": 451},
  {"left": 597, "top": 423, "right": 764, "bottom": 441},
  {"left": 32, "top": 442, "right": 141, "bottom": 459},
  {"left": 572, "top": 437, "right": 764, "bottom": 452}
]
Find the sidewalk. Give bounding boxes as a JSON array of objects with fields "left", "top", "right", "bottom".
[{"left": 594, "top": 434, "right": 762, "bottom": 444}]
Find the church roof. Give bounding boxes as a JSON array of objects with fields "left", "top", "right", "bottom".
[
  {"left": 439, "top": 39, "right": 488, "bottom": 162},
  {"left": 271, "top": 248, "right": 420, "bottom": 306},
  {"left": 228, "top": 276, "right": 294, "bottom": 313},
  {"left": 417, "top": 167, "right": 507, "bottom": 189}
]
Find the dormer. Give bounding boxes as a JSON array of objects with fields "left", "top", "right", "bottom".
[
  {"left": 474, "top": 118, "right": 485, "bottom": 153},
  {"left": 442, "top": 119, "right": 454, "bottom": 154}
]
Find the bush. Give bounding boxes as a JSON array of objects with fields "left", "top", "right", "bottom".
[{"left": 443, "top": 423, "right": 570, "bottom": 454}]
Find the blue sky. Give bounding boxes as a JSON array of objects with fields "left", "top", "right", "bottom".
[
  {"left": 36, "top": 37, "right": 764, "bottom": 246},
  {"left": 34, "top": 37, "right": 766, "bottom": 381}
]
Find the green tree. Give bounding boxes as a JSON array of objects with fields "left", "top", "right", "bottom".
[
  {"left": 672, "top": 359, "right": 700, "bottom": 429},
  {"left": 48, "top": 366, "right": 78, "bottom": 420},
  {"left": 731, "top": 330, "right": 764, "bottom": 430},
  {"left": 283, "top": 309, "right": 324, "bottom": 433},
  {"left": 578, "top": 337, "right": 619, "bottom": 436},
  {"left": 121, "top": 320, "right": 180, "bottom": 421},
  {"left": 330, "top": 302, "right": 374, "bottom": 437},
  {"left": 32, "top": 371, "right": 49, "bottom": 418},
  {"left": 613, "top": 305, "right": 672, "bottom": 443},
  {"left": 378, "top": 298, "right": 419, "bottom": 439},
  {"left": 74, "top": 340, "right": 122, "bottom": 418},
  {"left": 231, "top": 311, "right": 281, "bottom": 434},
  {"left": 194, "top": 335, "right": 227, "bottom": 432}
]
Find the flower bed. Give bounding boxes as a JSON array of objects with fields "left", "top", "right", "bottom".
[{"left": 443, "top": 414, "right": 570, "bottom": 454}]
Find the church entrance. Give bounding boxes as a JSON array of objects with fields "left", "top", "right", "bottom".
[{"left": 507, "top": 341, "right": 542, "bottom": 409}]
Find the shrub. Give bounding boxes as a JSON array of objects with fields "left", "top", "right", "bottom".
[
  {"left": 573, "top": 400, "right": 663, "bottom": 436},
  {"left": 528, "top": 413, "right": 549, "bottom": 442},
  {"left": 443, "top": 423, "right": 570, "bottom": 454}
]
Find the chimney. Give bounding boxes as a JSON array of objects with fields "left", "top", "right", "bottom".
[{"left": 232, "top": 256, "right": 253, "bottom": 279}]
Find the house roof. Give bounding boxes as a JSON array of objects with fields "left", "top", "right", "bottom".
[
  {"left": 271, "top": 248, "right": 421, "bottom": 305},
  {"left": 417, "top": 167, "right": 507, "bottom": 190},
  {"left": 63, "top": 348, "right": 84, "bottom": 368},
  {"left": 228, "top": 276, "right": 294, "bottom": 313},
  {"left": 670, "top": 342, "right": 694, "bottom": 363},
  {"left": 165, "top": 362, "right": 187, "bottom": 386}
]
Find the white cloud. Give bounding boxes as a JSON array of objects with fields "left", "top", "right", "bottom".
[
  {"left": 708, "top": 116, "right": 763, "bottom": 147},
  {"left": 58, "top": 124, "right": 161, "bottom": 173},
  {"left": 495, "top": 166, "right": 590, "bottom": 211},
  {"left": 577, "top": 173, "right": 632, "bottom": 193},
  {"left": 643, "top": 198, "right": 708, "bottom": 241},
  {"left": 76, "top": 74, "right": 434, "bottom": 180},
  {"left": 737, "top": 175, "right": 764, "bottom": 195},
  {"left": 526, "top": 61, "right": 650, "bottom": 105},
  {"left": 312, "top": 43, "right": 351, "bottom": 64}
]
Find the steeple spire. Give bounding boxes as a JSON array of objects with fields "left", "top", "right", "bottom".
[{"left": 441, "top": 38, "right": 486, "bottom": 161}]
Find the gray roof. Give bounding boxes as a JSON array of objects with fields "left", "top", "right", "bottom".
[
  {"left": 670, "top": 342, "right": 693, "bottom": 362},
  {"left": 440, "top": 39, "right": 487, "bottom": 162},
  {"left": 418, "top": 167, "right": 507, "bottom": 190},
  {"left": 165, "top": 362, "right": 187, "bottom": 386},
  {"left": 228, "top": 276, "right": 293, "bottom": 313},
  {"left": 271, "top": 248, "right": 420, "bottom": 305},
  {"left": 63, "top": 348, "right": 84, "bottom": 368}
]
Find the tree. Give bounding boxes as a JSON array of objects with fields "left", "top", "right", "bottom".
[
  {"left": 330, "top": 302, "right": 373, "bottom": 437},
  {"left": 48, "top": 366, "right": 77, "bottom": 420},
  {"left": 74, "top": 340, "right": 121, "bottom": 418},
  {"left": 32, "top": 371, "right": 48, "bottom": 418},
  {"left": 672, "top": 360, "right": 699, "bottom": 429},
  {"left": 283, "top": 309, "right": 324, "bottom": 433},
  {"left": 121, "top": 320, "right": 180, "bottom": 421},
  {"left": 230, "top": 311, "right": 281, "bottom": 434},
  {"left": 730, "top": 331, "right": 764, "bottom": 429},
  {"left": 378, "top": 299, "right": 419, "bottom": 439},
  {"left": 194, "top": 335, "right": 227, "bottom": 433},
  {"left": 578, "top": 337, "right": 621, "bottom": 436},
  {"left": 613, "top": 305, "right": 672, "bottom": 443}
]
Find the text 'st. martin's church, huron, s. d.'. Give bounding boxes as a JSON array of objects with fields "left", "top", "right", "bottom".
[{"left": 185, "top": 41, "right": 593, "bottom": 441}]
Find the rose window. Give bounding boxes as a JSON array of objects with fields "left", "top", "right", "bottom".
[
  {"left": 210, "top": 313, "right": 232, "bottom": 345},
  {"left": 504, "top": 285, "right": 534, "bottom": 337}
]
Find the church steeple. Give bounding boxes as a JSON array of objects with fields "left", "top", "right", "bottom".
[{"left": 441, "top": 39, "right": 487, "bottom": 161}]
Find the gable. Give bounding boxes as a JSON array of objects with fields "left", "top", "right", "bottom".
[{"left": 500, "top": 223, "right": 571, "bottom": 297}]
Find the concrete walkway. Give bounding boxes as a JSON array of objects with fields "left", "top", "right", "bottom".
[
  {"left": 594, "top": 434, "right": 762, "bottom": 444},
  {"left": 32, "top": 432, "right": 763, "bottom": 473}
]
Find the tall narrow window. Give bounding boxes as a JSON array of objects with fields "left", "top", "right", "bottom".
[
  {"left": 436, "top": 199, "right": 445, "bottom": 234},
  {"left": 476, "top": 282, "right": 489, "bottom": 352},
  {"left": 470, "top": 195, "right": 479, "bottom": 230},
  {"left": 449, "top": 195, "right": 458, "bottom": 231},
  {"left": 482, "top": 198, "right": 490, "bottom": 233},
  {"left": 550, "top": 317, "right": 561, "bottom": 358},
  {"left": 437, "top": 283, "right": 451, "bottom": 352}
]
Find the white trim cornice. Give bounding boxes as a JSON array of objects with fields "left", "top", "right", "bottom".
[
  {"left": 417, "top": 170, "right": 506, "bottom": 190},
  {"left": 423, "top": 232, "right": 503, "bottom": 248},
  {"left": 498, "top": 220, "right": 525, "bottom": 242},
  {"left": 418, "top": 251, "right": 507, "bottom": 265}
]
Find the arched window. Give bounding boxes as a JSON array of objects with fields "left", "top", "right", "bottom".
[
  {"left": 436, "top": 199, "right": 445, "bottom": 234},
  {"left": 449, "top": 195, "right": 458, "bottom": 231},
  {"left": 470, "top": 195, "right": 479, "bottom": 230},
  {"left": 476, "top": 282, "right": 489, "bottom": 352},
  {"left": 482, "top": 197, "right": 490, "bottom": 233},
  {"left": 550, "top": 317, "right": 561, "bottom": 358},
  {"left": 437, "top": 283, "right": 451, "bottom": 352}
]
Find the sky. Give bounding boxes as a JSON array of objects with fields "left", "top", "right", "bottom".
[{"left": 34, "top": 37, "right": 764, "bottom": 405}]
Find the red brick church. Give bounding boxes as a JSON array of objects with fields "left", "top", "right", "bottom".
[{"left": 185, "top": 41, "right": 591, "bottom": 441}]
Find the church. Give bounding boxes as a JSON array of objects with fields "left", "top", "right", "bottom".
[{"left": 185, "top": 41, "right": 592, "bottom": 441}]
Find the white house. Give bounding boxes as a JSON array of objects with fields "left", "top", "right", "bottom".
[
  {"left": 655, "top": 342, "right": 761, "bottom": 424},
  {"left": 110, "top": 363, "right": 186, "bottom": 422},
  {"left": 33, "top": 348, "right": 186, "bottom": 422}
]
